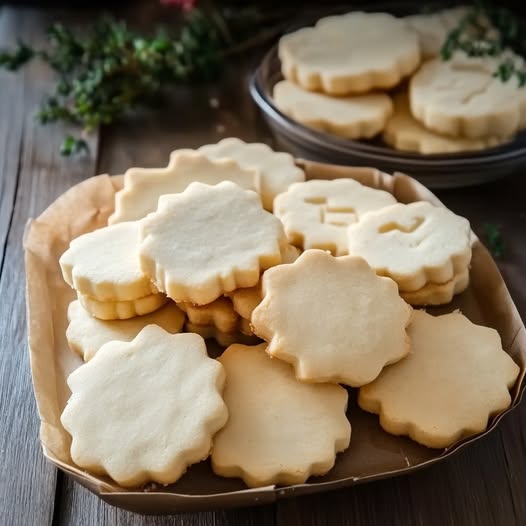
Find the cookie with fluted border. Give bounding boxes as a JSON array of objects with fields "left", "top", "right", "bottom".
[
  {"left": 252, "top": 250, "right": 412, "bottom": 386},
  {"left": 359, "top": 310, "right": 519, "bottom": 448},
  {"left": 185, "top": 322, "right": 259, "bottom": 348},
  {"left": 274, "top": 179, "right": 396, "bottom": 256},
  {"left": 273, "top": 80, "right": 393, "bottom": 140},
  {"left": 211, "top": 343, "right": 351, "bottom": 487},
  {"left": 347, "top": 201, "right": 471, "bottom": 291},
  {"left": 279, "top": 12, "right": 420, "bottom": 95},
  {"left": 178, "top": 297, "right": 239, "bottom": 334},
  {"left": 61, "top": 326, "right": 228, "bottom": 487},
  {"left": 410, "top": 52, "right": 526, "bottom": 138},
  {"left": 109, "top": 149, "right": 259, "bottom": 224},
  {"left": 139, "top": 181, "right": 286, "bottom": 305},
  {"left": 66, "top": 300, "right": 185, "bottom": 361},
  {"left": 60, "top": 222, "right": 158, "bottom": 301},
  {"left": 198, "top": 138, "right": 305, "bottom": 211}
]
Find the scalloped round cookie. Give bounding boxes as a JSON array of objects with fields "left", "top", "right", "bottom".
[
  {"left": 178, "top": 297, "right": 239, "bottom": 334},
  {"left": 273, "top": 80, "right": 393, "bottom": 139},
  {"left": 251, "top": 250, "right": 412, "bottom": 387},
  {"left": 198, "top": 138, "right": 305, "bottom": 211},
  {"left": 274, "top": 179, "right": 396, "bottom": 256},
  {"left": 60, "top": 326, "right": 227, "bottom": 487},
  {"left": 383, "top": 92, "right": 507, "bottom": 154},
  {"left": 78, "top": 291, "right": 167, "bottom": 320},
  {"left": 60, "top": 222, "right": 159, "bottom": 302},
  {"left": 347, "top": 201, "right": 472, "bottom": 291},
  {"left": 185, "top": 322, "right": 260, "bottom": 348},
  {"left": 108, "top": 149, "right": 259, "bottom": 224},
  {"left": 359, "top": 310, "right": 519, "bottom": 448},
  {"left": 279, "top": 12, "right": 421, "bottom": 95},
  {"left": 410, "top": 52, "right": 526, "bottom": 138},
  {"left": 211, "top": 343, "right": 351, "bottom": 487},
  {"left": 139, "top": 181, "right": 287, "bottom": 305},
  {"left": 66, "top": 300, "right": 185, "bottom": 361}
]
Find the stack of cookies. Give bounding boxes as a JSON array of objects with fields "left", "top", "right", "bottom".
[
  {"left": 58, "top": 138, "right": 519, "bottom": 491},
  {"left": 274, "top": 9, "right": 526, "bottom": 154}
]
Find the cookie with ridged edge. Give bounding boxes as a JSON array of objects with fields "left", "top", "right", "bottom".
[
  {"left": 251, "top": 250, "right": 412, "bottom": 387},
  {"left": 108, "top": 149, "right": 259, "bottom": 224},
  {"left": 139, "top": 181, "right": 287, "bottom": 305},
  {"left": 60, "top": 222, "right": 159, "bottom": 301},
  {"left": 279, "top": 12, "right": 420, "bottom": 95},
  {"left": 198, "top": 138, "right": 305, "bottom": 211},
  {"left": 273, "top": 80, "right": 393, "bottom": 140},
  {"left": 211, "top": 343, "right": 351, "bottom": 487},
  {"left": 61, "top": 326, "right": 228, "bottom": 487},
  {"left": 178, "top": 297, "right": 239, "bottom": 334},
  {"left": 347, "top": 201, "right": 472, "bottom": 292},
  {"left": 185, "top": 322, "right": 260, "bottom": 348},
  {"left": 274, "top": 179, "right": 396, "bottom": 256},
  {"left": 359, "top": 310, "right": 519, "bottom": 448},
  {"left": 66, "top": 300, "right": 185, "bottom": 361}
]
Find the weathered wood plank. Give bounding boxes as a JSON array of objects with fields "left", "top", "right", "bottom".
[{"left": 0, "top": 7, "right": 100, "bottom": 526}]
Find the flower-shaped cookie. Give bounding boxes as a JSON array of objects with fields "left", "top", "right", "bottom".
[
  {"left": 279, "top": 12, "right": 420, "bottom": 95},
  {"left": 251, "top": 250, "right": 412, "bottom": 386},
  {"left": 66, "top": 300, "right": 185, "bottom": 361},
  {"left": 274, "top": 179, "right": 396, "bottom": 256},
  {"left": 347, "top": 201, "right": 472, "bottom": 291},
  {"left": 109, "top": 149, "right": 259, "bottom": 224},
  {"left": 139, "top": 181, "right": 287, "bottom": 305},
  {"left": 359, "top": 310, "right": 520, "bottom": 448},
  {"left": 178, "top": 297, "right": 239, "bottom": 333},
  {"left": 61, "top": 326, "right": 228, "bottom": 487},
  {"left": 211, "top": 343, "right": 351, "bottom": 487},
  {"left": 198, "top": 137, "right": 305, "bottom": 211}
]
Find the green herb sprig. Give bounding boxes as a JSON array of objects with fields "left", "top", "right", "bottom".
[{"left": 484, "top": 223, "right": 506, "bottom": 258}]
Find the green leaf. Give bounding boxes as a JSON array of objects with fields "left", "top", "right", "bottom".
[{"left": 484, "top": 223, "right": 505, "bottom": 258}]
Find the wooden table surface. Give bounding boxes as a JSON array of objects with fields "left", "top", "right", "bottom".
[{"left": 1, "top": 5, "right": 526, "bottom": 526}]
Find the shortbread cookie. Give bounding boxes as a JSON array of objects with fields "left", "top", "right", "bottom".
[
  {"left": 211, "top": 343, "right": 351, "bottom": 487},
  {"left": 78, "top": 292, "right": 167, "bottom": 320},
  {"left": 238, "top": 317, "right": 253, "bottom": 336},
  {"left": 61, "top": 326, "right": 227, "bottom": 487},
  {"left": 185, "top": 322, "right": 259, "bottom": 347},
  {"left": 274, "top": 179, "right": 396, "bottom": 256},
  {"left": 109, "top": 149, "right": 259, "bottom": 224},
  {"left": 252, "top": 250, "right": 412, "bottom": 386},
  {"left": 279, "top": 12, "right": 420, "bottom": 95},
  {"left": 178, "top": 297, "right": 238, "bottom": 333},
  {"left": 273, "top": 80, "right": 393, "bottom": 139},
  {"left": 383, "top": 92, "right": 505, "bottom": 154},
  {"left": 139, "top": 181, "right": 286, "bottom": 305},
  {"left": 359, "top": 310, "right": 519, "bottom": 448},
  {"left": 198, "top": 138, "right": 305, "bottom": 211},
  {"left": 347, "top": 201, "right": 472, "bottom": 291},
  {"left": 66, "top": 300, "right": 185, "bottom": 361},
  {"left": 60, "top": 222, "right": 158, "bottom": 301},
  {"left": 410, "top": 52, "right": 526, "bottom": 138},
  {"left": 400, "top": 268, "right": 470, "bottom": 306},
  {"left": 405, "top": 6, "right": 468, "bottom": 59}
]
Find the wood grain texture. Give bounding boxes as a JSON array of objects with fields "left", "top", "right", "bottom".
[{"left": 0, "top": 7, "right": 99, "bottom": 526}]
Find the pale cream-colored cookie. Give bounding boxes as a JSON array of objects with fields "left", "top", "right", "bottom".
[
  {"left": 60, "top": 222, "right": 158, "bottom": 301},
  {"left": 347, "top": 201, "right": 472, "bottom": 291},
  {"left": 66, "top": 300, "right": 185, "bottom": 361},
  {"left": 274, "top": 179, "right": 396, "bottom": 256},
  {"left": 238, "top": 317, "right": 253, "bottom": 336},
  {"left": 139, "top": 181, "right": 286, "bottom": 305},
  {"left": 273, "top": 80, "right": 393, "bottom": 139},
  {"left": 109, "top": 149, "right": 259, "bottom": 224},
  {"left": 410, "top": 52, "right": 526, "bottom": 138},
  {"left": 178, "top": 297, "right": 238, "bottom": 334},
  {"left": 211, "top": 343, "right": 351, "bottom": 487},
  {"left": 185, "top": 322, "right": 259, "bottom": 347},
  {"left": 383, "top": 92, "right": 506, "bottom": 154},
  {"left": 279, "top": 12, "right": 420, "bottom": 95},
  {"left": 198, "top": 138, "right": 305, "bottom": 211},
  {"left": 405, "top": 7, "right": 468, "bottom": 59},
  {"left": 400, "top": 268, "right": 470, "bottom": 306},
  {"left": 252, "top": 250, "right": 412, "bottom": 386},
  {"left": 359, "top": 310, "right": 519, "bottom": 448},
  {"left": 61, "top": 326, "right": 227, "bottom": 487},
  {"left": 78, "top": 292, "right": 167, "bottom": 320}
]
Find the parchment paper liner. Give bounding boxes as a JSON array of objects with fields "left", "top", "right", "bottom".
[{"left": 24, "top": 161, "right": 526, "bottom": 514}]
